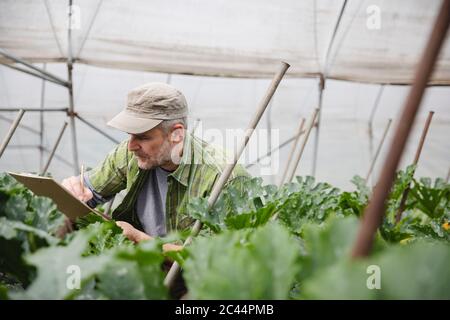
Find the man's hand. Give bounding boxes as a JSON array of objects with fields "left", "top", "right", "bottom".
[
  {"left": 61, "top": 175, "right": 93, "bottom": 202},
  {"left": 116, "top": 221, "right": 152, "bottom": 243},
  {"left": 116, "top": 221, "right": 183, "bottom": 252}
]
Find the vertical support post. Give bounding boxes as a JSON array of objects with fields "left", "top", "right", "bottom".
[
  {"left": 67, "top": 0, "right": 79, "bottom": 175},
  {"left": 39, "top": 63, "right": 47, "bottom": 172},
  {"left": 368, "top": 85, "right": 384, "bottom": 185},
  {"left": 351, "top": 0, "right": 450, "bottom": 258},
  {"left": 365, "top": 118, "right": 392, "bottom": 183},
  {"left": 311, "top": 74, "right": 325, "bottom": 177},
  {"left": 266, "top": 100, "right": 273, "bottom": 184}
]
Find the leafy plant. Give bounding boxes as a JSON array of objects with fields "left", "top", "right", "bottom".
[{"left": 183, "top": 222, "right": 300, "bottom": 299}]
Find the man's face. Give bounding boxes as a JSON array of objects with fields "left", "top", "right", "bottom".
[{"left": 127, "top": 126, "right": 173, "bottom": 170}]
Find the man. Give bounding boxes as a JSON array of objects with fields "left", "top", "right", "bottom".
[{"left": 62, "top": 82, "right": 249, "bottom": 251}]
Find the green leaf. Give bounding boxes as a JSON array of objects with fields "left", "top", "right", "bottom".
[
  {"left": 224, "top": 202, "right": 277, "bottom": 230},
  {"left": 0, "top": 217, "right": 60, "bottom": 285},
  {"left": 184, "top": 223, "right": 300, "bottom": 299},
  {"left": 81, "top": 221, "right": 133, "bottom": 257},
  {"left": 95, "top": 241, "right": 167, "bottom": 300},
  {"left": 300, "top": 241, "right": 450, "bottom": 299},
  {"left": 12, "top": 228, "right": 110, "bottom": 299},
  {"left": 297, "top": 216, "right": 360, "bottom": 281}
]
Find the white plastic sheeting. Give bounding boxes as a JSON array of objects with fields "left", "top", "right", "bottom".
[
  {"left": 1, "top": 0, "right": 450, "bottom": 84},
  {"left": 0, "top": 63, "right": 449, "bottom": 189},
  {"left": 0, "top": 0, "right": 449, "bottom": 190}
]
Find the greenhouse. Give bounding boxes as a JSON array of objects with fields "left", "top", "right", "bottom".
[{"left": 0, "top": 0, "right": 449, "bottom": 303}]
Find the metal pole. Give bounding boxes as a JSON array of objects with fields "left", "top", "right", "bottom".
[
  {"left": 6, "top": 145, "right": 73, "bottom": 168},
  {"left": 67, "top": 0, "right": 80, "bottom": 175},
  {"left": 311, "top": 75, "right": 324, "bottom": 177},
  {"left": 0, "top": 109, "right": 25, "bottom": 158},
  {"left": 0, "top": 49, "right": 68, "bottom": 86},
  {"left": 41, "top": 122, "right": 68, "bottom": 175},
  {"left": 42, "top": 146, "right": 74, "bottom": 168},
  {"left": 39, "top": 63, "right": 47, "bottom": 172},
  {"left": 279, "top": 118, "right": 305, "bottom": 186},
  {"left": 0, "top": 108, "right": 68, "bottom": 112},
  {"left": 164, "top": 61, "right": 290, "bottom": 289},
  {"left": 245, "top": 134, "right": 298, "bottom": 169},
  {"left": 75, "top": 114, "right": 120, "bottom": 144},
  {"left": 286, "top": 109, "right": 319, "bottom": 183},
  {"left": 0, "top": 114, "right": 40, "bottom": 135},
  {"left": 351, "top": 0, "right": 450, "bottom": 258},
  {"left": 365, "top": 118, "right": 392, "bottom": 183},
  {"left": 395, "top": 111, "right": 435, "bottom": 223},
  {"left": 368, "top": 85, "right": 385, "bottom": 185},
  {"left": 0, "top": 63, "right": 68, "bottom": 87},
  {"left": 266, "top": 100, "right": 273, "bottom": 184}
]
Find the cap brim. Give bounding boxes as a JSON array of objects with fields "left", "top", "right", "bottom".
[{"left": 107, "top": 110, "right": 163, "bottom": 134}]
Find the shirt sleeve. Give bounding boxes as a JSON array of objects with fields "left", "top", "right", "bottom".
[
  {"left": 84, "top": 173, "right": 110, "bottom": 208},
  {"left": 85, "top": 139, "right": 129, "bottom": 205}
]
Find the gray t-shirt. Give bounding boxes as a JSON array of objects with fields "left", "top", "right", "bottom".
[
  {"left": 136, "top": 167, "right": 170, "bottom": 237},
  {"left": 85, "top": 167, "right": 170, "bottom": 237}
]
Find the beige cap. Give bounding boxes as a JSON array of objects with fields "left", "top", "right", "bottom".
[{"left": 107, "top": 82, "right": 188, "bottom": 134}]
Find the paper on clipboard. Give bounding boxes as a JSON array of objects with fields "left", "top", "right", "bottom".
[{"left": 8, "top": 172, "right": 106, "bottom": 221}]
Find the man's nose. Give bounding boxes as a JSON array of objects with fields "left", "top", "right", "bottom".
[{"left": 128, "top": 135, "right": 140, "bottom": 151}]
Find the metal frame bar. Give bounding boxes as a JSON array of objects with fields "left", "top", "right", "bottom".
[
  {"left": 312, "top": 0, "right": 348, "bottom": 177},
  {"left": 245, "top": 134, "right": 299, "bottom": 169},
  {"left": 365, "top": 118, "right": 392, "bottom": 183},
  {"left": 0, "top": 108, "right": 68, "bottom": 112},
  {"left": 67, "top": 0, "right": 80, "bottom": 175},
  {"left": 368, "top": 85, "right": 385, "bottom": 168},
  {"left": 39, "top": 63, "right": 47, "bottom": 171},
  {"left": 0, "top": 62, "right": 68, "bottom": 87},
  {"left": 75, "top": 114, "right": 120, "bottom": 144},
  {"left": 311, "top": 75, "right": 324, "bottom": 177},
  {"left": 0, "top": 49, "right": 68, "bottom": 86},
  {"left": 6, "top": 144, "right": 73, "bottom": 168}
]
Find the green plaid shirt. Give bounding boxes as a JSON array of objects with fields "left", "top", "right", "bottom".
[{"left": 86, "top": 132, "right": 249, "bottom": 233}]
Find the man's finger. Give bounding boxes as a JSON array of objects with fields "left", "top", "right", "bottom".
[
  {"left": 82, "top": 188, "right": 93, "bottom": 202},
  {"left": 70, "top": 176, "right": 83, "bottom": 196}
]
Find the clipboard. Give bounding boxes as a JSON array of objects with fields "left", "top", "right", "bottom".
[{"left": 8, "top": 172, "right": 110, "bottom": 221}]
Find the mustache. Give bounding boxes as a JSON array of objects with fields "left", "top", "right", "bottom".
[{"left": 134, "top": 152, "right": 148, "bottom": 158}]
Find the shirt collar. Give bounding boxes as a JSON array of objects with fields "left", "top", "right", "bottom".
[{"left": 169, "top": 132, "right": 194, "bottom": 187}]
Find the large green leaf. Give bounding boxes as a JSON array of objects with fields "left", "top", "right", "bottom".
[
  {"left": 0, "top": 217, "right": 60, "bottom": 285},
  {"left": 277, "top": 176, "right": 343, "bottom": 234},
  {"left": 184, "top": 222, "right": 300, "bottom": 299},
  {"left": 296, "top": 216, "right": 361, "bottom": 281},
  {"left": 188, "top": 177, "right": 280, "bottom": 233},
  {"left": 300, "top": 241, "right": 450, "bottom": 299},
  {"left": 11, "top": 228, "right": 110, "bottom": 299},
  {"left": 95, "top": 241, "right": 167, "bottom": 300}
]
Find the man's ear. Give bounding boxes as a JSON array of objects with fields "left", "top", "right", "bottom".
[{"left": 170, "top": 124, "right": 185, "bottom": 143}]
